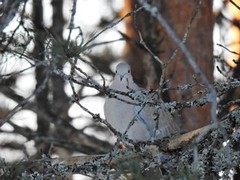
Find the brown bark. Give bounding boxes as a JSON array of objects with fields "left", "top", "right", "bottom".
[
  {"left": 121, "top": 0, "right": 214, "bottom": 132},
  {"left": 158, "top": 0, "right": 214, "bottom": 132}
]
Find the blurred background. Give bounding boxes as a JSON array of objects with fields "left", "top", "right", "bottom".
[{"left": 0, "top": 0, "right": 240, "bottom": 179}]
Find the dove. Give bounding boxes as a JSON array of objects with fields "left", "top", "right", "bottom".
[{"left": 104, "top": 62, "right": 180, "bottom": 142}]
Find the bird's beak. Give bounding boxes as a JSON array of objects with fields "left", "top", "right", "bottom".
[{"left": 119, "top": 75, "right": 124, "bottom": 81}]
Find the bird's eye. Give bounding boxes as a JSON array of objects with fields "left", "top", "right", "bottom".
[{"left": 128, "top": 70, "right": 130, "bottom": 73}]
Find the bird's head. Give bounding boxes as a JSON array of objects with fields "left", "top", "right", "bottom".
[{"left": 115, "top": 62, "right": 132, "bottom": 82}]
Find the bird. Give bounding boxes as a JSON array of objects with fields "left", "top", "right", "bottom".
[{"left": 104, "top": 62, "right": 180, "bottom": 142}]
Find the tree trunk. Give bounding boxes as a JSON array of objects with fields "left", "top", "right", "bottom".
[
  {"left": 32, "top": 0, "right": 50, "bottom": 155},
  {"left": 122, "top": 0, "right": 214, "bottom": 132}
]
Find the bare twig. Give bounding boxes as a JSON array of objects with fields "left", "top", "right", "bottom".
[
  {"left": 67, "top": 0, "right": 78, "bottom": 43},
  {"left": 217, "top": 43, "right": 240, "bottom": 55},
  {"left": 0, "top": 72, "right": 50, "bottom": 127},
  {"left": 82, "top": 7, "right": 143, "bottom": 48},
  {"left": 229, "top": 0, "right": 240, "bottom": 11}
]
